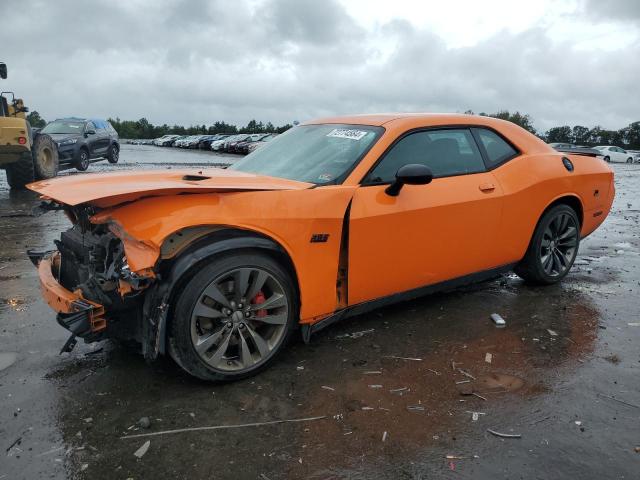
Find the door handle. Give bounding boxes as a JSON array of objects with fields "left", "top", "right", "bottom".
[{"left": 479, "top": 183, "right": 496, "bottom": 192}]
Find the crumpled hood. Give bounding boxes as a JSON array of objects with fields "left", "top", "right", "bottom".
[{"left": 28, "top": 168, "right": 313, "bottom": 208}]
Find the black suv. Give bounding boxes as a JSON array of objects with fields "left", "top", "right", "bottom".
[{"left": 40, "top": 118, "right": 120, "bottom": 171}]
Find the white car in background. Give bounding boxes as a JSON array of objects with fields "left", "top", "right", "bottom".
[
  {"left": 594, "top": 145, "right": 635, "bottom": 163},
  {"left": 627, "top": 150, "right": 640, "bottom": 164}
]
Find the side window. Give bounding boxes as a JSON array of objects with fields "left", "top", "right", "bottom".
[
  {"left": 85, "top": 121, "right": 96, "bottom": 132},
  {"left": 366, "top": 128, "right": 485, "bottom": 183},
  {"left": 474, "top": 128, "right": 518, "bottom": 167}
]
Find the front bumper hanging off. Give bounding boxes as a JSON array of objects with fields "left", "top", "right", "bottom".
[{"left": 30, "top": 250, "right": 107, "bottom": 352}]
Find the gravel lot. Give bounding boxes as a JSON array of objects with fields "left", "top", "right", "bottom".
[{"left": 1, "top": 146, "right": 639, "bottom": 479}]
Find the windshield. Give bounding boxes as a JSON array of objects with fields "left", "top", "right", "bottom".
[
  {"left": 41, "top": 120, "right": 85, "bottom": 134},
  {"left": 230, "top": 124, "right": 383, "bottom": 184}
]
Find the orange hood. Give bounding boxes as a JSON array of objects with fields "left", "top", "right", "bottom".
[{"left": 27, "top": 168, "right": 313, "bottom": 208}]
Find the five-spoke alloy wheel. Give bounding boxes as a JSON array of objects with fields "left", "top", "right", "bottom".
[
  {"left": 170, "top": 252, "right": 296, "bottom": 381},
  {"left": 515, "top": 204, "right": 580, "bottom": 284}
]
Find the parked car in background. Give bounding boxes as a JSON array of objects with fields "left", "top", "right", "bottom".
[
  {"left": 231, "top": 134, "right": 267, "bottom": 154},
  {"left": 154, "top": 135, "right": 180, "bottom": 146},
  {"left": 247, "top": 133, "right": 277, "bottom": 154},
  {"left": 211, "top": 134, "right": 244, "bottom": 152},
  {"left": 41, "top": 118, "right": 119, "bottom": 171},
  {"left": 626, "top": 150, "right": 640, "bottom": 164},
  {"left": 224, "top": 134, "right": 253, "bottom": 153},
  {"left": 594, "top": 145, "right": 635, "bottom": 163},
  {"left": 198, "top": 134, "right": 228, "bottom": 150}
]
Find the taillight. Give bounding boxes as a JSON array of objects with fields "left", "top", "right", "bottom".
[{"left": 18, "top": 136, "right": 27, "bottom": 145}]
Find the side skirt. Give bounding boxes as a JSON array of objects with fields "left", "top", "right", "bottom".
[{"left": 301, "top": 263, "right": 516, "bottom": 343}]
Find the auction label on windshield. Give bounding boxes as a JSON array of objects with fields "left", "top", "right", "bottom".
[{"left": 326, "top": 128, "right": 368, "bottom": 140}]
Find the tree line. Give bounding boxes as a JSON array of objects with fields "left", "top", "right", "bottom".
[
  {"left": 26, "top": 110, "right": 640, "bottom": 149},
  {"left": 465, "top": 110, "right": 640, "bottom": 149},
  {"left": 106, "top": 117, "right": 293, "bottom": 139}
]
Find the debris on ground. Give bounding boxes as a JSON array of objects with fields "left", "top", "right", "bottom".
[
  {"left": 368, "top": 384, "right": 383, "bottom": 389},
  {"left": 597, "top": 393, "right": 640, "bottom": 409},
  {"left": 321, "top": 385, "right": 335, "bottom": 391},
  {"left": 490, "top": 313, "right": 506, "bottom": 328},
  {"left": 628, "top": 323, "right": 640, "bottom": 327},
  {"left": 547, "top": 329, "right": 558, "bottom": 337},
  {"left": 458, "top": 369, "right": 476, "bottom": 380},
  {"left": 120, "top": 416, "right": 328, "bottom": 439},
  {"left": 485, "top": 353, "right": 492, "bottom": 364},
  {"left": 487, "top": 429, "right": 521, "bottom": 439},
  {"left": 363, "top": 370, "right": 382, "bottom": 375},
  {"left": 467, "top": 411, "right": 486, "bottom": 421},
  {"left": 407, "top": 405, "right": 426, "bottom": 412},
  {"left": 138, "top": 417, "right": 151, "bottom": 429},
  {"left": 336, "top": 328, "right": 374, "bottom": 339},
  {"left": 427, "top": 368, "right": 441, "bottom": 376},
  {"left": 382, "top": 431, "right": 388, "bottom": 442},
  {"left": 134, "top": 440, "right": 150, "bottom": 458},
  {"left": 382, "top": 355, "right": 423, "bottom": 361},
  {"left": 604, "top": 354, "right": 621, "bottom": 364},
  {"left": 389, "top": 387, "right": 409, "bottom": 395}
]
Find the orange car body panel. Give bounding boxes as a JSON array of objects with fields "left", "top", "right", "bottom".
[{"left": 29, "top": 113, "right": 614, "bottom": 326}]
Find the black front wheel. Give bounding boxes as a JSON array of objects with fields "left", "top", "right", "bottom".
[
  {"left": 107, "top": 144, "right": 119, "bottom": 164},
  {"left": 169, "top": 252, "right": 297, "bottom": 381},
  {"left": 76, "top": 149, "right": 89, "bottom": 171},
  {"left": 515, "top": 204, "right": 580, "bottom": 285}
]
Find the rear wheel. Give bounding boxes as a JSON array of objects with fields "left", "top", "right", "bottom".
[
  {"left": 107, "top": 144, "right": 119, "bottom": 164},
  {"left": 627, "top": 157, "right": 633, "bottom": 164},
  {"left": 515, "top": 204, "right": 580, "bottom": 285},
  {"left": 169, "top": 252, "right": 297, "bottom": 381},
  {"left": 604, "top": 156, "right": 610, "bottom": 163},
  {"left": 5, "top": 152, "right": 35, "bottom": 189},
  {"left": 32, "top": 134, "right": 59, "bottom": 179},
  {"left": 76, "top": 149, "right": 89, "bottom": 171}
]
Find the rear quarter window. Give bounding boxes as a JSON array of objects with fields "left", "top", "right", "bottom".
[{"left": 473, "top": 128, "right": 518, "bottom": 168}]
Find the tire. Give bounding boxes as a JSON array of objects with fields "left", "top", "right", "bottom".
[
  {"left": 107, "top": 144, "right": 119, "bottom": 164},
  {"left": 76, "top": 148, "right": 89, "bottom": 171},
  {"left": 604, "top": 156, "right": 610, "bottom": 163},
  {"left": 627, "top": 157, "right": 633, "bottom": 164},
  {"left": 514, "top": 204, "right": 580, "bottom": 285},
  {"left": 32, "top": 134, "right": 59, "bottom": 179},
  {"left": 5, "top": 152, "right": 35, "bottom": 189},
  {"left": 169, "top": 251, "right": 298, "bottom": 381}
]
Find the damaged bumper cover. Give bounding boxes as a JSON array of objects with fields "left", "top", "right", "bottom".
[{"left": 35, "top": 252, "right": 107, "bottom": 351}]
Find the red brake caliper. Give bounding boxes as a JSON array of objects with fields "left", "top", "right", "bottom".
[{"left": 251, "top": 291, "right": 267, "bottom": 318}]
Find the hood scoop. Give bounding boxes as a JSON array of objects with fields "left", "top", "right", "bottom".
[{"left": 182, "top": 174, "right": 211, "bottom": 181}]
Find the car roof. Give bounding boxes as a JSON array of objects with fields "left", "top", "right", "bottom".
[
  {"left": 304, "top": 113, "right": 515, "bottom": 127},
  {"left": 303, "top": 113, "right": 550, "bottom": 154}
]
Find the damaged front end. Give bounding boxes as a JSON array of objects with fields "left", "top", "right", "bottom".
[{"left": 29, "top": 204, "right": 155, "bottom": 354}]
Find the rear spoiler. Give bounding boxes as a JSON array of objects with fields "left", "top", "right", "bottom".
[{"left": 554, "top": 147, "right": 600, "bottom": 157}]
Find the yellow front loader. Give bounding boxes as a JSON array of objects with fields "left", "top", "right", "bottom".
[{"left": 1, "top": 62, "right": 59, "bottom": 189}]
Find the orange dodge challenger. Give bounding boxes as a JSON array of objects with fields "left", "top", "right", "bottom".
[{"left": 27, "top": 114, "right": 614, "bottom": 381}]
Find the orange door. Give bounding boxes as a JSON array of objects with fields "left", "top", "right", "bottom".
[{"left": 347, "top": 173, "right": 505, "bottom": 306}]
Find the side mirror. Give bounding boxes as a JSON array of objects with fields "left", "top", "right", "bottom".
[
  {"left": 385, "top": 164, "right": 433, "bottom": 196},
  {"left": 0, "top": 63, "right": 7, "bottom": 80},
  {"left": 85, "top": 129, "right": 96, "bottom": 135}
]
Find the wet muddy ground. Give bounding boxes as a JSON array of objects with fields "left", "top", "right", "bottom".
[{"left": 1, "top": 146, "right": 639, "bottom": 479}]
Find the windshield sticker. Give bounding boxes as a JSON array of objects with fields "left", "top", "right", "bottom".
[
  {"left": 68, "top": 124, "right": 81, "bottom": 128},
  {"left": 326, "top": 128, "right": 368, "bottom": 141},
  {"left": 318, "top": 173, "right": 333, "bottom": 182}
]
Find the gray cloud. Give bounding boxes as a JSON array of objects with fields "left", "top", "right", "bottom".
[{"left": 1, "top": 0, "right": 638, "bottom": 132}]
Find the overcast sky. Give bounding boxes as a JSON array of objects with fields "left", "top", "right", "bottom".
[{"left": 1, "top": 0, "right": 638, "bottom": 132}]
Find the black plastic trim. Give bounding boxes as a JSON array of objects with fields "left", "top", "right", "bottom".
[{"left": 302, "top": 263, "right": 516, "bottom": 342}]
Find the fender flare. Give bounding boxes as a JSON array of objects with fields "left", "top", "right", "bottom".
[{"left": 141, "top": 231, "right": 293, "bottom": 360}]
